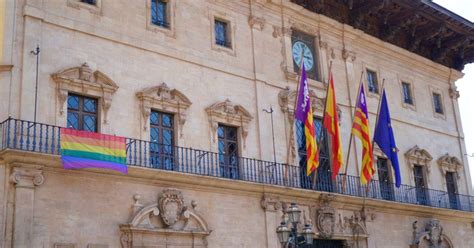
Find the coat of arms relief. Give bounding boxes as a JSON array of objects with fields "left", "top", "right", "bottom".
[{"left": 120, "top": 188, "right": 211, "bottom": 248}]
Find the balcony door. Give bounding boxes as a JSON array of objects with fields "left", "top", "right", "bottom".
[
  {"left": 297, "top": 118, "right": 330, "bottom": 191},
  {"left": 445, "top": 172, "right": 459, "bottom": 209},
  {"left": 413, "top": 165, "right": 429, "bottom": 205},
  {"left": 150, "top": 110, "right": 174, "bottom": 170},
  {"left": 377, "top": 158, "right": 394, "bottom": 200},
  {"left": 218, "top": 124, "right": 239, "bottom": 179}
]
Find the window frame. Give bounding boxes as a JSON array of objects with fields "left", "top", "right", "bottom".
[
  {"left": 149, "top": 110, "right": 176, "bottom": 170},
  {"left": 67, "top": 0, "right": 102, "bottom": 14},
  {"left": 209, "top": 9, "right": 236, "bottom": 56},
  {"left": 67, "top": 93, "right": 99, "bottom": 132},
  {"left": 146, "top": 0, "right": 176, "bottom": 37},
  {"left": 217, "top": 124, "right": 240, "bottom": 179},
  {"left": 399, "top": 79, "right": 416, "bottom": 111},
  {"left": 366, "top": 69, "right": 380, "bottom": 95},
  {"left": 430, "top": 87, "right": 446, "bottom": 119}
]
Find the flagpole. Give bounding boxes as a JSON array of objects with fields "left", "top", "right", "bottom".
[
  {"left": 365, "top": 78, "right": 386, "bottom": 197},
  {"left": 285, "top": 51, "right": 305, "bottom": 186},
  {"left": 342, "top": 70, "right": 364, "bottom": 193},
  {"left": 313, "top": 60, "right": 332, "bottom": 190}
]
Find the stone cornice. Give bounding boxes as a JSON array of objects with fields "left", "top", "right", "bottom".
[{"left": 1, "top": 149, "right": 473, "bottom": 222}]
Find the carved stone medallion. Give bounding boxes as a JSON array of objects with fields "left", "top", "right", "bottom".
[
  {"left": 426, "top": 219, "right": 443, "bottom": 248},
  {"left": 158, "top": 188, "right": 184, "bottom": 226},
  {"left": 316, "top": 196, "right": 336, "bottom": 239}
]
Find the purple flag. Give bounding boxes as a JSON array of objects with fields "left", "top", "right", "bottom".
[{"left": 295, "top": 63, "right": 310, "bottom": 122}]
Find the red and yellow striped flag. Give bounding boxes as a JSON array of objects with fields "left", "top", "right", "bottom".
[
  {"left": 352, "top": 84, "right": 374, "bottom": 184},
  {"left": 323, "top": 72, "right": 344, "bottom": 179},
  {"left": 294, "top": 63, "right": 319, "bottom": 176}
]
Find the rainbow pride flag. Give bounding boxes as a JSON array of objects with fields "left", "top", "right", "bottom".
[{"left": 60, "top": 128, "right": 127, "bottom": 174}]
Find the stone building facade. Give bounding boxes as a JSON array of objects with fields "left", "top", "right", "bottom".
[{"left": 0, "top": 0, "right": 473, "bottom": 247}]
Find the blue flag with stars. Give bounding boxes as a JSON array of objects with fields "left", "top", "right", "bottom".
[{"left": 373, "top": 89, "right": 401, "bottom": 187}]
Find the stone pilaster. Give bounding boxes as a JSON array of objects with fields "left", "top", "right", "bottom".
[
  {"left": 261, "top": 195, "right": 282, "bottom": 248},
  {"left": 9, "top": 166, "right": 44, "bottom": 248}
]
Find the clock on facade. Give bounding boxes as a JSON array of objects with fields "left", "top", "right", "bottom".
[
  {"left": 291, "top": 30, "right": 318, "bottom": 80},
  {"left": 292, "top": 41, "right": 314, "bottom": 71}
]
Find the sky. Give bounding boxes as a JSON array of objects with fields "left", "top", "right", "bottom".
[{"left": 433, "top": 0, "right": 474, "bottom": 188}]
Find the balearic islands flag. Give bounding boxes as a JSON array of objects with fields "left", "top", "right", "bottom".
[
  {"left": 351, "top": 84, "right": 374, "bottom": 185},
  {"left": 374, "top": 89, "right": 401, "bottom": 187},
  {"left": 323, "top": 72, "right": 344, "bottom": 179},
  {"left": 294, "top": 63, "right": 319, "bottom": 176}
]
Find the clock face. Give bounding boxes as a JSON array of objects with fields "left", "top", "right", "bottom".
[{"left": 292, "top": 41, "right": 314, "bottom": 71}]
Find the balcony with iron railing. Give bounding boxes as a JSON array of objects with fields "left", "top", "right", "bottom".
[{"left": 1, "top": 117, "right": 473, "bottom": 212}]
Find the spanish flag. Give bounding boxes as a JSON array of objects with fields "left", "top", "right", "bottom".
[
  {"left": 294, "top": 63, "right": 319, "bottom": 176},
  {"left": 323, "top": 72, "right": 344, "bottom": 179},
  {"left": 351, "top": 84, "right": 374, "bottom": 185}
]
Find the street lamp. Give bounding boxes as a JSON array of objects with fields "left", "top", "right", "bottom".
[{"left": 276, "top": 203, "right": 315, "bottom": 247}]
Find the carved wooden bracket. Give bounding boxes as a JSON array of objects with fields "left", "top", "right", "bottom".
[
  {"left": 51, "top": 63, "right": 118, "bottom": 124},
  {"left": 206, "top": 99, "right": 253, "bottom": 147},
  {"left": 136, "top": 83, "right": 192, "bottom": 137},
  {"left": 437, "top": 153, "right": 462, "bottom": 179}
]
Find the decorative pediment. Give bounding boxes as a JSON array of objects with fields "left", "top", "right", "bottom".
[
  {"left": 405, "top": 145, "right": 433, "bottom": 173},
  {"left": 136, "top": 83, "right": 192, "bottom": 136},
  {"left": 278, "top": 87, "right": 332, "bottom": 123},
  {"left": 437, "top": 154, "right": 462, "bottom": 178},
  {"left": 206, "top": 99, "right": 253, "bottom": 146},
  {"left": 120, "top": 189, "right": 211, "bottom": 248},
  {"left": 51, "top": 63, "right": 118, "bottom": 123}
]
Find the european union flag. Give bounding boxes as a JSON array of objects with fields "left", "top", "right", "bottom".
[{"left": 374, "top": 89, "right": 401, "bottom": 187}]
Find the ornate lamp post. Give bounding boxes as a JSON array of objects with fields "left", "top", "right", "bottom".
[{"left": 276, "top": 203, "right": 315, "bottom": 247}]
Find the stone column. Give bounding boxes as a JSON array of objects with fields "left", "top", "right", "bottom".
[{"left": 9, "top": 166, "right": 44, "bottom": 248}]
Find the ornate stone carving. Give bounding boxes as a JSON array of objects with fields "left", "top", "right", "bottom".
[
  {"left": 411, "top": 219, "right": 453, "bottom": 248},
  {"left": 405, "top": 145, "right": 433, "bottom": 174},
  {"left": 206, "top": 99, "right": 253, "bottom": 146},
  {"left": 437, "top": 154, "right": 462, "bottom": 178},
  {"left": 248, "top": 15, "right": 265, "bottom": 31},
  {"left": 448, "top": 85, "right": 460, "bottom": 99},
  {"left": 316, "top": 194, "right": 336, "bottom": 239},
  {"left": 342, "top": 49, "right": 357, "bottom": 62},
  {"left": 272, "top": 25, "right": 282, "bottom": 38},
  {"left": 51, "top": 63, "right": 118, "bottom": 123},
  {"left": 136, "top": 83, "right": 192, "bottom": 136},
  {"left": 120, "top": 188, "right": 211, "bottom": 248},
  {"left": 158, "top": 188, "right": 185, "bottom": 226},
  {"left": 278, "top": 87, "right": 327, "bottom": 123},
  {"left": 10, "top": 166, "right": 44, "bottom": 188},
  {"left": 261, "top": 195, "right": 281, "bottom": 212}
]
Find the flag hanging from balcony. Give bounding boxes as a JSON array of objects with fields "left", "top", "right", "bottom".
[
  {"left": 374, "top": 89, "right": 401, "bottom": 187},
  {"left": 351, "top": 84, "right": 374, "bottom": 185},
  {"left": 323, "top": 72, "right": 344, "bottom": 179},
  {"left": 294, "top": 63, "right": 319, "bottom": 176},
  {"left": 60, "top": 128, "right": 128, "bottom": 174}
]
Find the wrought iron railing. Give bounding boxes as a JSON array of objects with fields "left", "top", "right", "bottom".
[{"left": 1, "top": 118, "right": 473, "bottom": 212}]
